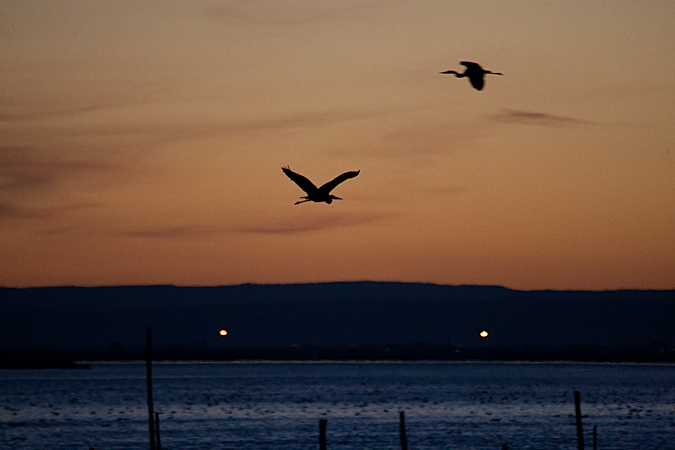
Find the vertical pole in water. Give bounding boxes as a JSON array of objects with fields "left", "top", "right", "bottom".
[
  {"left": 155, "top": 412, "right": 161, "bottom": 450},
  {"left": 592, "top": 425, "right": 597, "bottom": 450},
  {"left": 574, "top": 390, "right": 584, "bottom": 450},
  {"left": 319, "top": 419, "right": 327, "bottom": 450},
  {"left": 147, "top": 327, "right": 156, "bottom": 450},
  {"left": 399, "top": 411, "right": 408, "bottom": 450}
]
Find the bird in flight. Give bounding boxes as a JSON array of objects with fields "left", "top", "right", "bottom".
[
  {"left": 440, "top": 61, "right": 502, "bottom": 91},
  {"left": 282, "top": 166, "right": 360, "bottom": 205}
]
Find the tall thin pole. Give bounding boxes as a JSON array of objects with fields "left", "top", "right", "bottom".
[
  {"left": 399, "top": 411, "right": 408, "bottom": 450},
  {"left": 319, "top": 419, "right": 327, "bottom": 450},
  {"left": 155, "top": 412, "right": 162, "bottom": 450},
  {"left": 592, "top": 425, "right": 597, "bottom": 450},
  {"left": 147, "top": 327, "right": 156, "bottom": 450},
  {"left": 574, "top": 390, "right": 584, "bottom": 450}
]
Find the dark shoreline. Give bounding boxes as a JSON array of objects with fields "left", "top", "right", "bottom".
[
  {"left": 3, "top": 283, "right": 673, "bottom": 369},
  {"left": 3, "top": 344, "right": 673, "bottom": 369}
]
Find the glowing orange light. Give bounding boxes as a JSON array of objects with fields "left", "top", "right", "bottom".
[
  {"left": 219, "top": 329, "right": 228, "bottom": 336},
  {"left": 479, "top": 330, "right": 489, "bottom": 338}
]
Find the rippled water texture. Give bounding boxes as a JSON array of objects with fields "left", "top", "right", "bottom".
[{"left": 1, "top": 362, "right": 674, "bottom": 449}]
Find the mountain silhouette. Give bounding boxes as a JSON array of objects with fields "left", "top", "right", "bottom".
[{"left": 1, "top": 282, "right": 673, "bottom": 364}]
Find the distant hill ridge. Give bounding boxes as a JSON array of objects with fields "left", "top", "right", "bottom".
[{"left": 1, "top": 282, "right": 673, "bottom": 363}]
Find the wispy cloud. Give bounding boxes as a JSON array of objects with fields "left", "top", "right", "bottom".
[
  {"left": 122, "top": 211, "right": 394, "bottom": 239},
  {"left": 0, "top": 98, "right": 160, "bottom": 123},
  {"left": 65, "top": 107, "right": 397, "bottom": 152},
  {"left": 486, "top": 109, "right": 599, "bottom": 127},
  {"left": 8, "top": 106, "right": 395, "bottom": 153},
  {"left": 204, "top": 1, "right": 382, "bottom": 26},
  {"left": 122, "top": 225, "right": 231, "bottom": 239},
  {"left": 239, "top": 211, "right": 394, "bottom": 234},
  {"left": 0, "top": 201, "right": 102, "bottom": 220},
  {"left": 422, "top": 184, "right": 466, "bottom": 197},
  {"left": 0, "top": 146, "right": 125, "bottom": 193},
  {"left": 331, "top": 120, "right": 489, "bottom": 159},
  {"left": 224, "top": 108, "right": 392, "bottom": 133}
]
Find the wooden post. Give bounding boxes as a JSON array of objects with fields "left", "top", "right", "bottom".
[
  {"left": 319, "top": 419, "right": 327, "bottom": 450},
  {"left": 146, "top": 328, "right": 156, "bottom": 450},
  {"left": 155, "top": 412, "right": 161, "bottom": 450},
  {"left": 574, "top": 390, "right": 584, "bottom": 450},
  {"left": 592, "top": 425, "right": 597, "bottom": 450},
  {"left": 399, "top": 411, "right": 408, "bottom": 450}
]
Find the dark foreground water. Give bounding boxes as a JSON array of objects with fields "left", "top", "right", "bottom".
[{"left": 1, "top": 361, "right": 674, "bottom": 450}]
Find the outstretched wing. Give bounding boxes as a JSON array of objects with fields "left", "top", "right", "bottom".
[
  {"left": 469, "top": 76, "right": 484, "bottom": 90},
  {"left": 460, "top": 61, "right": 482, "bottom": 71},
  {"left": 318, "top": 170, "right": 360, "bottom": 194},
  {"left": 282, "top": 166, "right": 318, "bottom": 195}
]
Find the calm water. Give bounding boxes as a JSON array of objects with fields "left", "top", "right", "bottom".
[{"left": 1, "top": 361, "right": 674, "bottom": 450}]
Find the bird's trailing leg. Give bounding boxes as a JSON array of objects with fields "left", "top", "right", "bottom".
[{"left": 294, "top": 198, "right": 311, "bottom": 205}]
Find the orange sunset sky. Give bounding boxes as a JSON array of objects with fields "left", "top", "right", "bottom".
[{"left": 1, "top": 1, "right": 674, "bottom": 289}]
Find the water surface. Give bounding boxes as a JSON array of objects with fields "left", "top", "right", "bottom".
[{"left": 1, "top": 362, "right": 673, "bottom": 449}]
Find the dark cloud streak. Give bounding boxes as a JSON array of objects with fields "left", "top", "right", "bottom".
[
  {"left": 0, "top": 201, "right": 102, "bottom": 220},
  {"left": 122, "top": 212, "right": 394, "bottom": 239},
  {"left": 238, "top": 211, "right": 394, "bottom": 235},
  {"left": 487, "top": 109, "right": 599, "bottom": 127},
  {"left": 122, "top": 225, "right": 229, "bottom": 239},
  {"left": 0, "top": 146, "right": 124, "bottom": 193}
]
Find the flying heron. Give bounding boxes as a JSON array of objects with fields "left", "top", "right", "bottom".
[
  {"left": 440, "top": 61, "right": 502, "bottom": 91},
  {"left": 282, "top": 166, "right": 360, "bottom": 205}
]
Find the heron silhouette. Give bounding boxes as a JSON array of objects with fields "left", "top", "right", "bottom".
[
  {"left": 440, "top": 61, "right": 502, "bottom": 91},
  {"left": 282, "top": 166, "right": 360, "bottom": 205}
]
